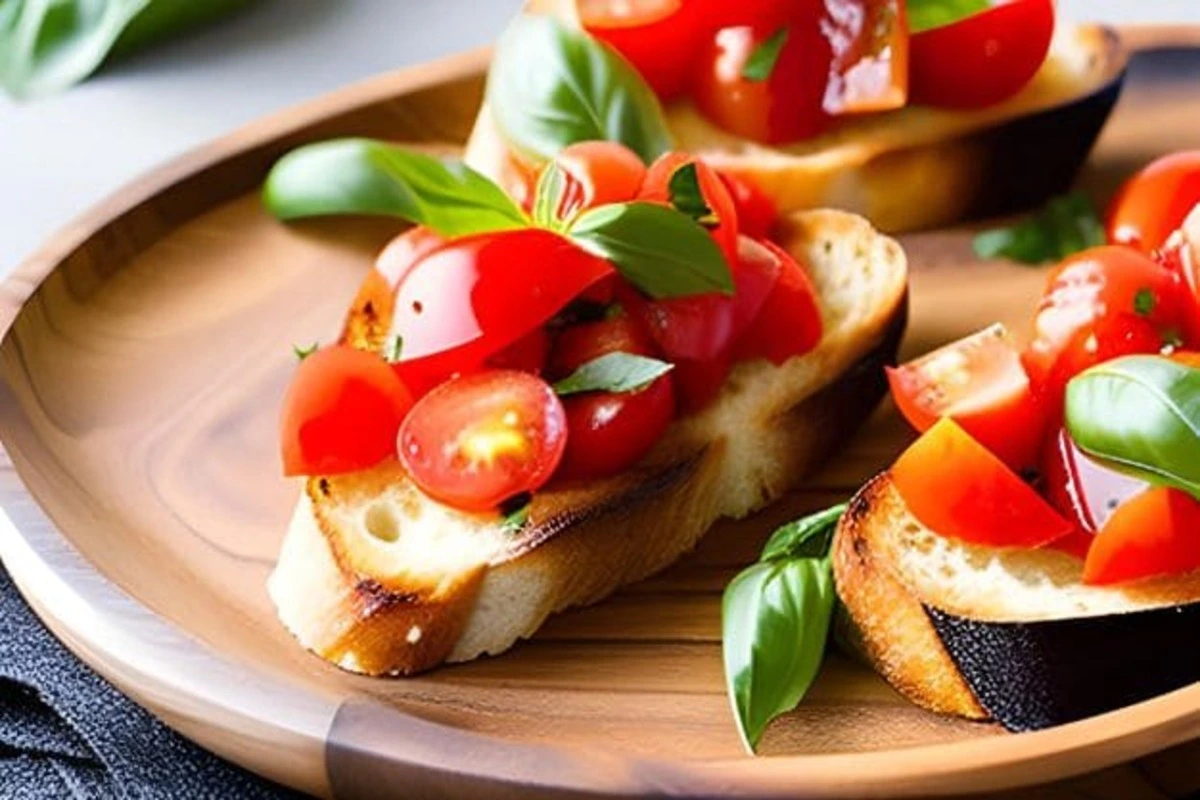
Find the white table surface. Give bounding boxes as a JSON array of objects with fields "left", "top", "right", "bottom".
[{"left": 1, "top": 0, "right": 1197, "bottom": 276}]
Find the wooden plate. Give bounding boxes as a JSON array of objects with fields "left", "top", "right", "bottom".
[{"left": 4, "top": 27, "right": 1200, "bottom": 800}]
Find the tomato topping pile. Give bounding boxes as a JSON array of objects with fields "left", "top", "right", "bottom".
[
  {"left": 887, "top": 151, "right": 1200, "bottom": 587},
  {"left": 576, "top": 0, "right": 1052, "bottom": 146},
  {"left": 279, "top": 142, "right": 822, "bottom": 515}
]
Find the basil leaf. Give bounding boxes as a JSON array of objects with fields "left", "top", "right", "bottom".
[
  {"left": 907, "top": 0, "right": 990, "bottom": 34},
  {"left": 973, "top": 192, "right": 1105, "bottom": 265},
  {"left": 486, "top": 15, "right": 672, "bottom": 164},
  {"left": 532, "top": 162, "right": 571, "bottom": 230},
  {"left": 760, "top": 503, "right": 848, "bottom": 562},
  {"left": 742, "top": 27, "right": 789, "bottom": 82},
  {"left": 1065, "top": 355, "right": 1200, "bottom": 498},
  {"left": 723, "top": 558, "right": 835, "bottom": 751},
  {"left": 568, "top": 202, "right": 733, "bottom": 298},
  {"left": 1, "top": 0, "right": 254, "bottom": 100},
  {"left": 263, "top": 138, "right": 527, "bottom": 236},
  {"left": 668, "top": 163, "right": 718, "bottom": 227},
  {"left": 553, "top": 352, "right": 673, "bottom": 396}
]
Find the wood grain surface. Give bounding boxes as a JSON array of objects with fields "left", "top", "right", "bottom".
[{"left": 1, "top": 27, "right": 1200, "bottom": 800}]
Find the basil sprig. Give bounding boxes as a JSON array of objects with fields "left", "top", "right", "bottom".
[
  {"left": 907, "top": 0, "right": 990, "bottom": 34},
  {"left": 1065, "top": 356, "right": 1200, "bottom": 497},
  {"left": 486, "top": 15, "right": 672, "bottom": 165},
  {"left": 553, "top": 352, "right": 673, "bottom": 396},
  {"left": 723, "top": 504, "right": 845, "bottom": 752},
  {"left": 973, "top": 192, "right": 1105, "bottom": 265},
  {"left": 262, "top": 138, "right": 528, "bottom": 236},
  {"left": 742, "top": 27, "right": 789, "bottom": 82},
  {"left": 668, "top": 163, "right": 718, "bottom": 227}
]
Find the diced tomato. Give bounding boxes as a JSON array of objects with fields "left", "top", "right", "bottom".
[
  {"left": 374, "top": 226, "right": 447, "bottom": 289},
  {"left": 487, "top": 327, "right": 551, "bottom": 374},
  {"left": 1040, "top": 427, "right": 1147, "bottom": 559},
  {"left": 673, "top": 352, "right": 732, "bottom": 413},
  {"left": 548, "top": 313, "right": 659, "bottom": 379},
  {"left": 887, "top": 325, "right": 1044, "bottom": 470},
  {"left": 822, "top": 0, "right": 908, "bottom": 115},
  {"left": 732, "top": 240, "right": 822, "bottom": 365},
  {"left": 389, "top": 229, "right": 614, "bottom": 392},
  {"left": 892, "top": 418, "right": 1074, "bottom": 548},
  {"left": 1024, "top": 246, "right": 1186, "bottom": 407},
  {"left": 579, "top": 0, "right": 709, "bottom": 100},
  {"left": 550, "top": 141, "right": 648, "bottom": 218},
  {"left": 398, "top": 370, "right": 567, "bottom": 511},
  {"left": 1107, "top": 151, "right": 1200, "bottom": 254},
  {"left": 717, "top": 171, "right": 778, "bottom": 240},
  {"left": 1083, "top": 488, "right": 1200, "bottom": 585},
  {"left": 692, "top": 12, "right": 833, "bottom": 144},
  {"left": 280, "top": 346, "right": 414, "bottom": 477},
  {"left": 639, "top": 152, "right": 739, "bottom": 263},
  {"left": 1156, "top": 231, "right": 1200, "bottom": 344},
  {"left": 909, "top": 0, "right": 1054, "bottom": 109}
]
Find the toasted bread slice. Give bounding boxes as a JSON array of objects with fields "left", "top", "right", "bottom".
[
  {"left": 467, "top": 20, "right": 1125, "bottom": 233},
  {"left": 269, "top": 209, "right": 908, "bottom": 675},
  {"left": 833, "top": 473, "right": 1200, "bottom": 729}
]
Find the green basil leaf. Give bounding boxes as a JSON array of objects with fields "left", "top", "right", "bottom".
[
  {"left": 907, "top": 0, "right": 990, "bottom": 34},
  {"left": 1, "top": 0, "right": 254, "bottom": 100},
  {"left": 722, "top": 558, "right": 836, "bottom": 752},
  {"left": 553, "top": 352, "right": 673, "bottom": 396},
  {"left": 973, "top": 192, "right": 1105, "bottom": 265},
  {"left": 532, "top": 162, "right": 571, "bottom": 230},
  {"left": 668, "top": 163, "right": 718, "bottom": 227},
  {"left": 1065, "top": 355, "right": 1200, "bottom": 497},
  {"left": 568, "top": 202, "right": 733, "bottom": 298},
  {"left": 486, "top": 15, "right": 672, "bottom": 164},
  {"left": 263, "top": 138, "right": 527, "bottom": 236},
  {"left": 742, "top": 27, "right": 788, "bottom": 82},
  {"left": 760, "top": 504, "right": 847, "bottom": 562}
]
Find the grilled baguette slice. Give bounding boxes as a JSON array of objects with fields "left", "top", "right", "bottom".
[
  {"left": 467, "top": 20, "right": 1125, "bottom": 233},
  {"left": 269, "top": 209, "right": 908, "bottom": 676},
  {"left": 833, "top": 473, "right": 1200, "bottom": 730}
]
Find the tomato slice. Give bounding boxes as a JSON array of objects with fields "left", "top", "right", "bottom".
[
  {"left": 1040, "top": 427, "right": 1146, "bottom": 545},
  {"left": 886, "top": 325, "right": 1044, "bottom": 470},
  {"left": 892, "top": 418, "right": 1074, "bottom": 548},
  {"left": 579, "top": 0, "right": 708, "bottom": 100},
  {"left": 550, "top": 314, "right": 676, "bottom": 480},
  {"left": 639, "top": 152, "right": 739, "bottom": 263},
  {"left": 717, "top": 171, "right": 779, "bottom": 240},
  {"left": 732, "top": 240, "right": 822, "bottom": 365},
  {"left": 375, "top": 226, "right": 447, "bottom": 289},
  {"left": 390, "top": 229, "right": 614, "bottom": 392},
  {"left": 909, "top": 0, "right": 1054, "bottom": 109},
  {"left": 1024, "top": 246, "right": 1186, "bottom": 405},
  {"left": 398, "top": 370, "right": 567, "bottom": 511},
  {"left": 822, "top": 0, "right": 908, "bottom": 115},
  {"left": 280, "top": 346, "right": 414, "bottom": 477},
  {"left": 1107, "top": 151, "right": 1200, "bottom": 254},
  {"left": 551, "top": 141, "right": 648, "bottom": 218},
  {"left": 1083, "top": 488, "right": 1200, "bottom": 586},
  {"left": 692, "top": 14, "right": 833, "bottom": 144}
]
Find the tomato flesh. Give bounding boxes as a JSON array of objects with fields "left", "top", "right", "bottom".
[
  {"left": 280, "top": 346, "right": 414, "bottom": 477},
  {"left": 552, "top": 140, "right": 648, "bottom": 218},
  {"left": 718, "top": 171, "right": 779, "bottom": 240},
  {"left": 732, "top": 240, "right": 822, "bottom": 365},
  {"left": 640, "top": 152, "right": 739, "bottom": 263},
  {"left": 892, "top": 418, "right": 1073, "bottom": 548},
  {"left": 910, "top": 0, "right": 1054, "bottom": 109},
  {"left": 1107, "top": 151, "right": 1200, "bottom": 254},
  {"left": 398, "top": 370, "right": 567, "bottom": 511},
  {"left": 1083, "top": 488, "right": 1200, "bottom": 586},
  {"left": 822, "top": 0, "right": 908, "bottom": 115},
  {"left": 580, "top": 0, "right": 707, "bottom": 100},
  {"left": 1157, "top": 234, "right": 1200, "bottom": 345},
  {"left": 374, "top": 226, "right": 447, "bottom": 289}
]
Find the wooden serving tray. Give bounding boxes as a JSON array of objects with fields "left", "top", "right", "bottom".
[{"left": 3, "top": 27, "right": 1200, "bottom": 800}]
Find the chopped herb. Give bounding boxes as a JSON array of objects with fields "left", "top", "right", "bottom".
[
  {"left": 498, "top": 493, "right": 532, "bottom": 533},
  {"left": 293, "top": 342, "right": 319, "bottom": 361},
  {"left": 1134, "top": 288, "right": 1156, "bottom": 317},
  {"left": 386, "top": 335, "right": 404, "bottom": 363},
  {"left": 668, "top": 163, "right": 718, "bottom": 228},
  {"left": 973, "top": 192, "right": 1105, "bottom": 265},
  {"left": 742, "top": 28, "right": 789, "bottom": 82}
]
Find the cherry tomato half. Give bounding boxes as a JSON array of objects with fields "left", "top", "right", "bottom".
[
  {"left": 550, "top": 140, "right": 648, "bottom": 218},
  {"left": 280, "top": 346, "right": 414, "bottom": 477},
  {"left": 909, "top": 0, "right": 1054, "bottom": 109},
  {"left": 1083, "top": 488, "right": 1200, "bottom": 586},
  {"left": 1107, "top": 151, "right": 1200, "bottom": 254},
  {"left": 579, "top": 0, "right": 708, "bottom": 100},
  {"left": 1024, "top": 246, "right": 1186, "bottom": 406},
  {"left": 887, "top": 325, "right": 1044, "bottom": 470},
  {"left": 639, "top": 152, "right": 739, "bottom": 263},
  {"left": 390, "top": 229, "right": 614, "bottom": 392},
  {"left": 550, "top": 314, "right": 676, "bottom": 480},
  {"left": 398, "top": 370, "right": 567, "bottom": 511},
  {"left": 692, "top": 14, "right": 833, "bottom": 144},
  {"left": 892, "top": 418, "right": 1074, "bottom": 549}
]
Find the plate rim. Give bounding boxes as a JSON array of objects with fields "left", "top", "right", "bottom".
[{"left": 3, "top": 30, "right": 1200, "bottom": 799}]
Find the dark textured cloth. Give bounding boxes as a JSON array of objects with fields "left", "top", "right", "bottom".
[{"left": 0, "top": 565, "right": 304, "bottom": 799}]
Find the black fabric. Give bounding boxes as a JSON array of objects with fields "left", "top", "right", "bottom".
[{"left": 0, "top": 565, "right": 305, "bottom": 799}]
